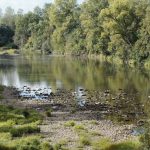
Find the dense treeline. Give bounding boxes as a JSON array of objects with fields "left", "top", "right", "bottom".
[{"left": 0, "top": 0, "right": 150, "bottom": 64}]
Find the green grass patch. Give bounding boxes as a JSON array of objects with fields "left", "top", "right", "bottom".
[
  {"left": 0, "top": 135, "right": 41, "bottom": 150},
  {"left": 64, "top": 120, "right": 76, "bottom": 127},
  {"left": 92, "top": 138, "right": 112, "bottom": 150},
  {"left": 92, "top": 138, "right": 141, "bottom": 150},
  {"left": 0, "top": 104, "right": 44, "bottom": 149},
  {"left": 10, "top": 122, "right": 40, "bottom": 137},
  {"left": 106, "top": 141, "right": 141, "bottom": 150},
  {"left": 0, "top": 120, "right": 15, "bottom": 132},
  {"left": 0, "top": 105, "right": 42, "bottom": 124},
  {"left": 74, "top": 124, "right": 87, "bottom": 132},
  {"left": 79, "top": 134, "right": 91, "bottom": 146}
]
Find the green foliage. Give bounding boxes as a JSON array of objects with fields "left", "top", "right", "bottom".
[
  {"left": 0, "top": 25, "right": 14, "bottom": 47},
  {"left": 0, "top": 0, "right": 150, "bottom": 65},
  {"left": 10, "top": 123, "right": 40, "bottom": 137}
]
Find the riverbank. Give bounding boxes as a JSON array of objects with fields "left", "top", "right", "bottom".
[
  {"left": 0, "top": 48, "right": 20, "bottom": 57},
  {"left": 0, "top": 85, "right": 146, "bottom": 149}
]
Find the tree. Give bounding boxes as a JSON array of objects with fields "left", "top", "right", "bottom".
[
  {"left": 80, "top": 0, "right": 108, "bottom": 54},
  {"left": 134, "top": 5, "right": 150, "bottom": 63},
  {"left": 14, "top": 12, "right": 41, "bottom": 47},
  {"left": 0, "top": 24, "right": 14, "bottom": 46},
  {"left": 48, "top": 0, "right": 79, "bottom": 53},
  {"left": 1, "top": 7, "right": 16, "bottom": 30},
  {"left": 100, "top": 0, "right": 141, "bottom": 62}
]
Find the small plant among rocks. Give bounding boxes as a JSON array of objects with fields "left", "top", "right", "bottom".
[
  {"left": 64, "top": 121, "right": 76, "bottom": 127},
  {"left": 45, "top": 109, "right": 52, "bottom": 117}
]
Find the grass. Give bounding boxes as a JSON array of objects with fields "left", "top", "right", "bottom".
[
  {"left": 79, "top": 134, "right": 91, "bottom": 146},
  {"left": 0, "top": 105, "right": 42, "bottom": 124},
  {"left": 0, "top": 120, "right": 15, "bottom": 132},
  {"left": 92, "top": 138, "right": 141, "bottom": 150},
  {"left": 41, "top": 142, "right": 54, "bottom": 150},
  {"left": 0, "top": 103, "right": 44, "bottom": 150},
  {"left": 64, "top": 120, "right": 76, "bottom": 127},
  {"left": 92, "top": 138, "right": 112, "bottom": 150},
  {"left": 0, "top": 135, "right": 42, "bottom": 150},
  {"left": 10, "top": 122, "right": 40, "bottom": 137},
  {"left": 106, "top": 141, "right": 141, "bottom": 150},
  {"left": 74, "top": 124, "right": 87, "bottom": 132}
]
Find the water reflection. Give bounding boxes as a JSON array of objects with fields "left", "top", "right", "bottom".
[{"left": 0, "top": 56, "right": 149, "bottom": 100}]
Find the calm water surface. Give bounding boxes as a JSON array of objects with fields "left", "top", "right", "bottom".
[{"left": 0, "top": 55, "right": 149, "bottom": 103}]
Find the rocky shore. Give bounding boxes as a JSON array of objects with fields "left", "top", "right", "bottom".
[{"left": 0, "top": 85, "right": 146, "bottom": 148}]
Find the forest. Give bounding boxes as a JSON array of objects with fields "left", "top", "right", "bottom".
[{"left": 0, "top": 0, "right": 150, "bottom": 65}]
